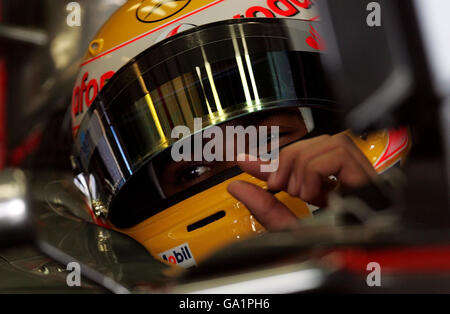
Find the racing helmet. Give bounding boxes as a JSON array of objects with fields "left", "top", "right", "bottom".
[{"left": 70, "top": 0, "right": 411, "bottom": 268}]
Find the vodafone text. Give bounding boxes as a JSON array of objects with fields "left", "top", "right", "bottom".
[
  {"left": 233, "top": 0, "right": 314, "bottom": 19},
  {"left": 72, "top": 71, "right": 115, "bottom": 117}
]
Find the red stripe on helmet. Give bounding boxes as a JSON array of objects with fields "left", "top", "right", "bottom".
[{"left": 374, "top": 127, "right": 409, "bottom": 169}]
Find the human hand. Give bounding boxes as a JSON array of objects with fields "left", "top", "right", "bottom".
[{"left": 227, "top": 133, "right": 377, "bottom": 231}]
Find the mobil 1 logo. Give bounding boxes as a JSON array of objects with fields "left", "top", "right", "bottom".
[{"left": 159, "top": 243, "right": 197, "bottom": 268}]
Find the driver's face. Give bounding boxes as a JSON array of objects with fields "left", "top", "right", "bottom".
[{"left": 154, "top": 108, "right": 309, "bottom": 197}]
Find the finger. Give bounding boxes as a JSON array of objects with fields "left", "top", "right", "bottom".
[
  {"left": 236, "top": 154, "right": 273, "bottom": 182},
  {"left": 267, "top": 135, "right": 331, "bottom": 192},
  {"left": 291, "top": 132, "right": 377, "bottom": 194},
  {"left": 227, "top": 180, "right": 299, "bottom": 231},
  {"left": 300, "top": 147, "right": 375, "bottom": 206}
]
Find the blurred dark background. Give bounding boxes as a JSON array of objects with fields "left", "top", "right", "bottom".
[{"left": 0, "top": 0, "right": 125, "bottom": 170}]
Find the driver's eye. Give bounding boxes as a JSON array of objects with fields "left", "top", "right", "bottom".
[{"left": 179, "top": 165, "right": 212, "bottom": 183}]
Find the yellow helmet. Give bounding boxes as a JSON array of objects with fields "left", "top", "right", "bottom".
[{"left": 71, "top": 0, "right": 411, "bottom": 268}]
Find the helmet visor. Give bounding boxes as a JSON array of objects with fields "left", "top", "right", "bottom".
[{"left": 73, "top": 18, "right": 339, "bottom": 228}]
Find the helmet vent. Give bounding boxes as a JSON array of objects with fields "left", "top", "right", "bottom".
[{"left": 187, "top": 211, "right": 226, "bottom": 232}]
